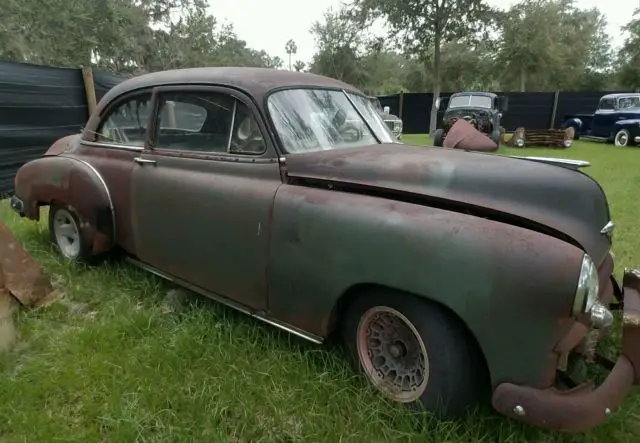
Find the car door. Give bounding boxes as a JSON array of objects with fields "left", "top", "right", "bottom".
[
  {"left": 74, "top": 89, "right": 155, "bottom": 254},
  {"left": 591, "top": 97, "right": 616, "bottom": 137},
  {"left": 130, "top": 85, "right": 283, "bottom": 311}
]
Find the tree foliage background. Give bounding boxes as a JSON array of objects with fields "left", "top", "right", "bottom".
[{"left": 0, "top": 0, "right": 638, "bottom": 97}]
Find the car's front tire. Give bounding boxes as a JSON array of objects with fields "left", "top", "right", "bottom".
[
  {"left": 341, "top": 289, "right": 487, "bottom": 419},
  {"left": 49, "top": 204, "right": 98, "bottom": 264},
  {"left": 614, "top": 128, "right": 633, "bottom": 147},
  {"left": 433, "top": 129, "right": 444, "bottom": 147}
]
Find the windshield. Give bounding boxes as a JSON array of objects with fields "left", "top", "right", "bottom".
[
  {"left": 618, "top": 96, "right": 640, "bottom": 109},
  {"left": 368, "top": 96, "right": 384, "bottom": 113},
  {"left": 267, "top": 88, "right": 396, "bottom": 154},
  {"left": 449, "top": 95, "right": 492, "bottom": 109}
]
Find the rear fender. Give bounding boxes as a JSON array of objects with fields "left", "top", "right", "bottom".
[
  {"left": 267, "top": 185, "right": 585, "bottom": 387},
  {"left": 14, "top": 155, "right": 115, "bottom": 254}
]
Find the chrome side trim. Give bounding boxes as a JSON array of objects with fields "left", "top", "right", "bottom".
[
  {"left": 61, "top": 155, "right": 116, "bottom": 241},
  {"left": 80, "top": 139, "right": 144, "bottom": 152},
  {"left": 126, "top": 257, "right": 325, "bottom": 344},
  {"left": 601, "top": 221, "right": 615, "bottom": 238},
  {"left": 509, "top": 156, "right": 591, "bottom": 170}
]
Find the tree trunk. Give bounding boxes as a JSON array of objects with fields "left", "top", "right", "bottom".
[
  {"left": 520, "top": 67, "right": 526, "bottom": 92},
  {"left": 429, "top": 29, "right": 442, "bottom": 136}
]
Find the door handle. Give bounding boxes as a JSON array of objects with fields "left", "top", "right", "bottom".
[{"left": 134, "top": 157, "right": 156, "bottom": 166}]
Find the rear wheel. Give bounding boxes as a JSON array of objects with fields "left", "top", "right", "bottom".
[
  {"left": 341, "top": 289, "right": 487, "bottom": 419},
  {"left": 48, "top": 204, "right": 98, "bottom": 264}
]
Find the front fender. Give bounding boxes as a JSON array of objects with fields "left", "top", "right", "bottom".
[
  {"left": 14, "top": 155, "right": 115, "bottom": 254},
  {"left": 267, "top": 185, "right": 584, "bottom": 387},
  {"left": 613, "top": 119, "right": 640, "bottom": 129}
]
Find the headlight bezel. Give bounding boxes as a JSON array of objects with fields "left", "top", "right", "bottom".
[{"left": 572, "top": 254, "right": 599, "bottom": 317}]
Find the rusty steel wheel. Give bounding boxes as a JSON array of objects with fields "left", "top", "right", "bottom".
[
  {"left": 48, "top": 204, "right": 96, "bottom": 264},
  {"left": 356, "top": 306, "right": 429, "bottom": 402},
  {"left": 342, "top": 290, "right": 489, "bottom": 419}
]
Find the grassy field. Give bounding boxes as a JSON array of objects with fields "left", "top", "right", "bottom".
[{"left": 0, "top": 136, "right": 639, "bottom": 442}]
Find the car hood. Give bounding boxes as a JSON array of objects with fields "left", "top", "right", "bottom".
[{"left": 284, "top": 144, "right": 612, "bottom": 263}]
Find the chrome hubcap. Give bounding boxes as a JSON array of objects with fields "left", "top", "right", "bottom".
[
  {"left": 356, "top": 306, "right": 429, "bottom": 402},
  {"left": 53, "top": 209, "right": 81, "bottom": 259},
  {"left": 616, "top": 131, "right": 628, "bottom": 146}
]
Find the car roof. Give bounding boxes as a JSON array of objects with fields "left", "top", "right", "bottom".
[
  {"left": 601, "top": 93, "right": 640, "bottom": 100},
  {"left": 100, "top": 67, "right": 363, "bottom": 105}
]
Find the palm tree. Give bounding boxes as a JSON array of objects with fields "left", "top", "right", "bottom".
[{"left": 285, "top": 39, "right": 297, "bottom": 71}]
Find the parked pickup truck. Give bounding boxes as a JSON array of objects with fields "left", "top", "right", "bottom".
[{"left": 563, "top": 93, "right": 640, "bottom": 147}]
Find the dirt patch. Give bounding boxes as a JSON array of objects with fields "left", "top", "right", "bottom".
[{"left": 0, "top": 289, "right": 18, "bottom": 353}]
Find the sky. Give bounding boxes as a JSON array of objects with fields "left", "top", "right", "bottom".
[{"left": 207, "top": 0, "right": 638, "bottom": 67}]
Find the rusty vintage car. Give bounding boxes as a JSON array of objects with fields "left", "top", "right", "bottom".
[{"left": 8, "top": 67, "right": 640, "bottom": 432}]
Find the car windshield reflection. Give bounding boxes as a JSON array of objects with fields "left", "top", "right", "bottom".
[
  {"left": 449, "top": 95, "right": 492, "bottom": 109},
  {"left": 267, "top": 88, "right": 395, "bottom": 154}
]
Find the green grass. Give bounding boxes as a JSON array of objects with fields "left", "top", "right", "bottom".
[{"left": 0, "top": 137, "right": 639, "bottom": 442}]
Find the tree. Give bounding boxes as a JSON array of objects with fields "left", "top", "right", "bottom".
[
  {"left": 308, "top": 8, "right": 370, "bottom": 87},
  {"left": 293, "top": 60, "right": 306, "bottom": 72},
  {"left": 285, "top": 39, "right": 297, "bottom": 70},
  {"left": 617, "top": 8, "right": 640, "bottom": 90},
  {"left": 495, "top": 0, "right": 614, "bottom": 91},
  {"left": 352, "top": 0, "right": 492, "bottom": 134}
]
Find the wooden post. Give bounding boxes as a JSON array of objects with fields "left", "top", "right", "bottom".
[
  {"left": 549, "top": 90, "right": 560, "bottom": 129},
  {"left": 398, "top": 91, "right": 405, "bottom": 120},
  {"left": 81, "top": 66, "right": 97, "bottom": 118}
]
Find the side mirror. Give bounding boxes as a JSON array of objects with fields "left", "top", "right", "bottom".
[
  {"left": 383, "top": 106, "right": 390, "bottom": 114},
  {"left": 497, "top": 96, "right": 509, "bottom": 112}
]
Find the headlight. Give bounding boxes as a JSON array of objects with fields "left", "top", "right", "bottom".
[{"left": 572, "top": 254, "right": 599, "bottom": 317}]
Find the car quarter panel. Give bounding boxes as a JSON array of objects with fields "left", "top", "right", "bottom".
[
  {"left": 13, "top": 154, "right": 115, "bottom": 253},
  {"left": 266, "top": 184, "right": 585, "bottom": 387}
]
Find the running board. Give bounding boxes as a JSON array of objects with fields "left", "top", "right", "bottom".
[{"left": 125, "top": 256, "right": 324, "bottom": 344}]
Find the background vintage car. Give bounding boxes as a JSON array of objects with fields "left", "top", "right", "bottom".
[
  {"left": 8, "top": 67, "right": 640, "bottom": 433},
  {"left": 563, "top": 93, "right": 640, "bottom": 147},
  {"left": 432, "top": 91, "right": 508, "bottom": 147}
]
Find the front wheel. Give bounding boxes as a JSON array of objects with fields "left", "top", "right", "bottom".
[
  {"left": 614, "top": 128, "right": 633, "bottom": 147},
  {"left": 341, "top": 290, "right": 487, "bottom": 419},
  {"left": 433, "top": 129, "right": 444, "bottom": 147}
]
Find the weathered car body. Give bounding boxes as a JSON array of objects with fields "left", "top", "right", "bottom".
[
  {"left": 368, "top": 96, "right": 403, "bottom": 140},
  {"left": 433, "top": 91, "right": 508, "bottom": 147},
  {"left": 9, "top": 67, "right": 640, "bottom": 433},
  {"left": 563, "top": 93, "right": 640, "bottom": 147}
]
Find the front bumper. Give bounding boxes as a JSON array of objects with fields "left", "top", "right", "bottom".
[{"left": 492, "top": 268, "right": 640, "bottom": 433}]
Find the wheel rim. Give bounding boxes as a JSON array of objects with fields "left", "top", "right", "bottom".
[
  {"left": 356, "top": 306, "right": 429, "bottom": 402},
  {"left": 615, "top": 130, "right": 629, "bottom": 146},
  {"left": 53, "top": 209, "right": 81, "bottom": 259}
]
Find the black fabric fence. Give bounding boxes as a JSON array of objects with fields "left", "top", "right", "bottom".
[
  {"left": 379, "top": 90, "right": 632, "bottom": 134},
  {"left": 0, "top": 60, "right": 124, "bottom": 194}
]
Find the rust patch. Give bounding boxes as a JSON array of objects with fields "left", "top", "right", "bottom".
[{"left": 492, "top": 356, "right": 635, "bottom": 433}]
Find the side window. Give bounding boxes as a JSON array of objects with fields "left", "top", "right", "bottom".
[
  {"left": 96, "top": 93, "right": 153, "bottom": 146},
  {"left": 154, "top": 91, "right": 266, "bottom": 155},
  {"left": 598, "top": 98, "right": 615, "bottom": 111}
]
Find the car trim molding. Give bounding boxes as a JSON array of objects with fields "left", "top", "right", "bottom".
[
  {"left": 509, "top": 156, "right": 591, "bottom": 170},
  {"left": 80, "top": 139, "right": 144, "bottom": 152},
  {"left": 600, "top": 221, "right": 615, "bottom": 238},
  {"left": 126, "top": 257, "right": 325, "bottom": 344},
  {"left": 61, "top": 155, "right": 117, "bottom": 242}
]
